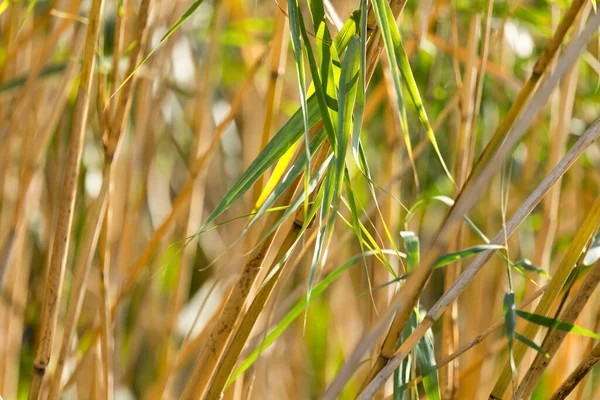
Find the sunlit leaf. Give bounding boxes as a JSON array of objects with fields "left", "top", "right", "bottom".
[{"left": 516, "top": 310, "right": 600, "bottom": 339}]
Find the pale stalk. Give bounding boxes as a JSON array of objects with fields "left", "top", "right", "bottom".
[{"left": 29, "top": 0, "right": 105, "bottom": 397}]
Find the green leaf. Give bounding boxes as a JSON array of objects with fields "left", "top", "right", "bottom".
[
  {"left": 515, "top": 333, "right": 549, "bottom": 358},
  {"left": 516, "top": 310, "right": 600, "bottom": 339},
  {"left": 400, "top": 231, "right": 420, "bottom": 272},
  {"left": 433, "top": 244, "right": 504, "bottom": 269},
  {"left": 512, "top": 259, "right": 549, "bottom": 277},
  {"left": 394, "top": 309, "right": 440, "bottom": 400},
  {"left": 196, "top": 96, "right": 322, "bottom": 234},
  {"left": 246, "top": 129, "right": 328, "bottom": 233},
  {"left": 287, "top": 0, "right": 314, "bottom": 214},
  {"left": 504, "top": 291, "right": 517, "bottom": 375},
  {"left": 371, "top": 0, "right": 454, "bottom": 184}
]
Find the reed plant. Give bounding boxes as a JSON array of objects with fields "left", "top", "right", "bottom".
[{"left": 2, "top": 0, "right": 600, "bottom": 399}]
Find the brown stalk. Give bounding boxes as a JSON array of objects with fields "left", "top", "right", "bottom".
[
  {"left": 28, "top": 0, "right": 105, "bottom": 398},
  {"left": 549, "top": 341, "right": 600, "bottom": 400},
  {"left": 402, "top": 283, "right": 548, "bottom": 394},
  {"left": 46, "top": 173, "right": 109, "bottom": 400},
  {"left": 468, "top": 0, "right": 494, "bottom": 168},
  {"left": 0, "top": 215, "right": 32, "bottom": 398},
  {"left": 205, "top": 223, "right": 302, "bottom": 399},
  {"left": 0, "top": 0, "right": 83, "bottom": 182},
  {"left": 45, "top": 0, "right": 153, "bottom": 397},
  {"left": 358, "top": 0, "right": 588, "bottom": 391},
  {"left": 112, "top": 45, "right": 269, "bottom": 309},
  {"left": 0, "top": 27, "right": 85, "bottom": 290},
  {"left": 178, "top": 154, "right": 306, "bottom": 398},
  {"left": 516, "top": 258, "right": 600, "bottom": 399},
  {"left": 99, "top": 0, "right": 154, "bottom": 397},
  {"left": 357, "top": 122, "right": 600, "bottom": 398}
]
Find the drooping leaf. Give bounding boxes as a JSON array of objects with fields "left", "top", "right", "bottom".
[
  {"left": 112, "top": 0, "right": 207, "bottom": 96},
  {"left": 504, "top": 291, "right": 517, "bottom": 375},
  {"left": 512, "top": 259, "right": 549, "bottom": 277},
  {"left": 400, "top": 231, "right": 419, "bottom": 272},
  {"left": 405, "top": 196, "right": 455, "bottom": 226},
  {"left": 433, "top": 244, "right": 505, "bottom": 269},
  {"left": 371, "top": 0, "right": 454, "bottom": 183},
  {"left": 515, "top": 333, "right": 549, "bottom": 358}
]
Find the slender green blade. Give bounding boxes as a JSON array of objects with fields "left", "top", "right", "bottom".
[
  {"left": 371, "top": 0, "right": 454, "bottom": 183},
  {"left": 515, "top": 333, "right": 549, "bottom": 358},
  {"left": 433, "top": 244, "right": 505, "bottom": 269},
  {"left": 113, "top": 0, "right": 206, "bottom": 96},
  {"left": 516, "top": 310, "right": 600, "bottom": 339}
]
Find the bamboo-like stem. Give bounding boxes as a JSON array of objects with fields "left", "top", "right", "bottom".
[
  {"left": 205, "top": 223, "right": 301, "bottom": 399},
  {"left": 46, "top": 1, "right": 153, "bottom": 397},
  {"left": 549, "top": 341, "right": 600, "bottom": 400},
  {"left": 0, "top": 26, "right": 85, "bottom": 290},
  {"left": 28, "top": 1, "right": 105, "bottom": 398},
  {"left": 112, "top": 46, "right": 268, "bottom": 309},
  {"left": 0, "top": 212, "right": 32, "bottom": 398},
  {"left": 468, "top": 0, "right": 495, "bottom": 144},
  {"left": 109, "top": 0, "right": 128, "bottom": 98},
  {"left": 358, "top": 0, "right": 588, "bottom": 391},
  {"left": 402, "top": 283, "right": 548, "bottom": 394},
  {"left": 179, "top": 114, "right": 333, "bottom": 399},
  {"left": 516, "top": 258, "right": 600, "bottom": 399},
  {"left": 46, "top": 170, "right": 110, "bottom": 400}
]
